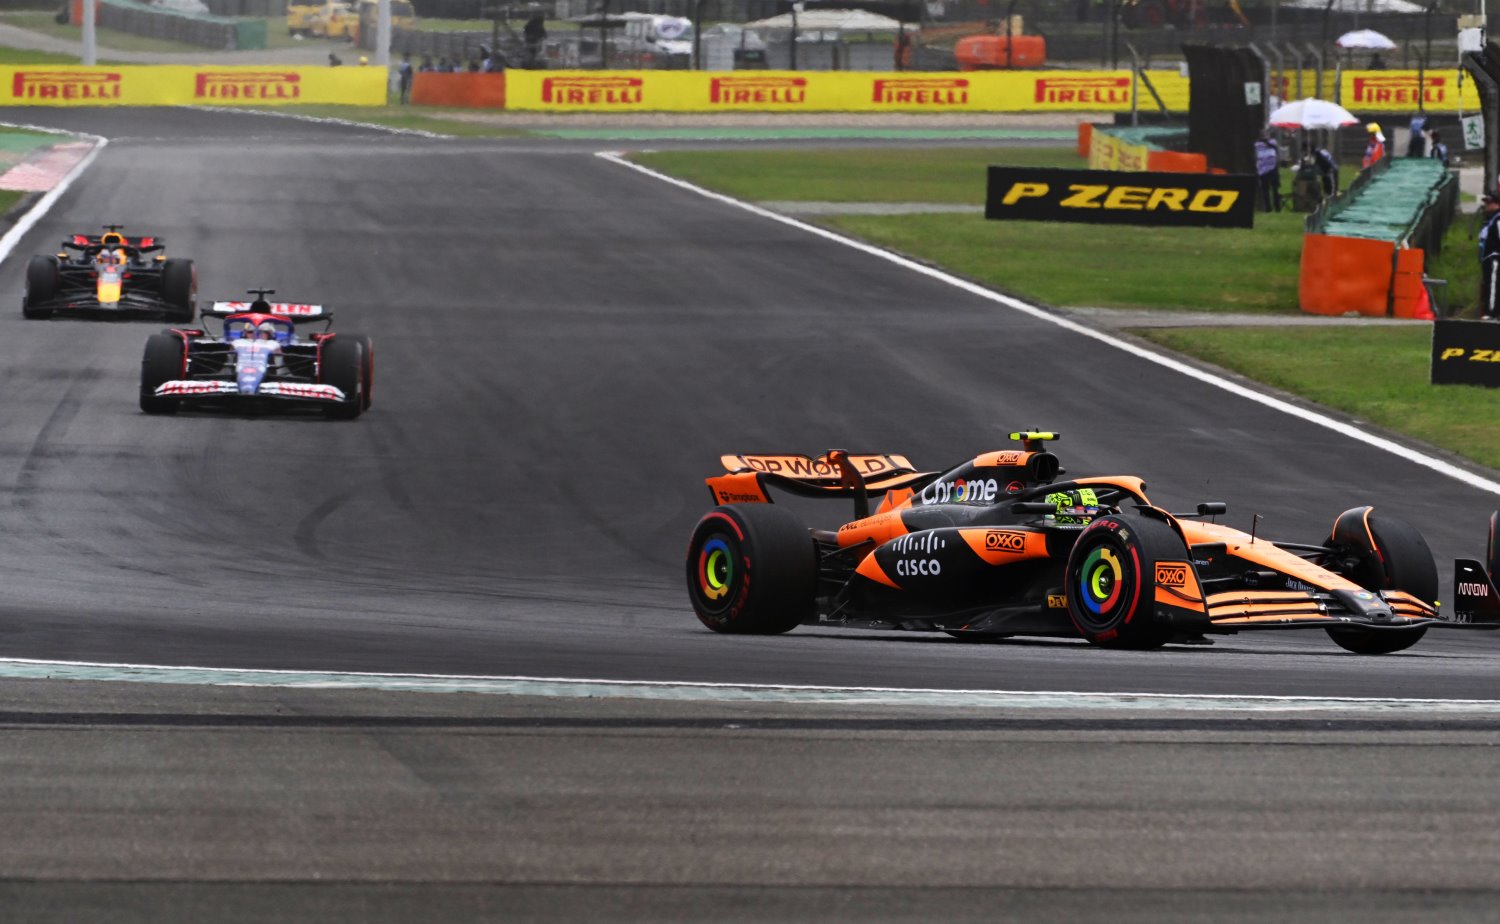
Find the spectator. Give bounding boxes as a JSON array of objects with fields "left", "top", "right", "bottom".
[
  {"left": 1254, "top": 133, "right": 1281, "bottom": 212},
  {"left": 524, "top": 13, "right": 546, "bottom": 67},
  {"left": 1407, "top": 115, "right": 1427, "bottom": 157},
  {"left": 1362, "top": 122, "right": 1386, "bottom": 169},
  {"left": 1369, "top": 52, "right": 1387, "bottom": 69},
  {"left": 398, "top": 52, "right": 413, "bottom": 104},
  {"left": 467, "top": 56, "right": 480, "bottom": 72},
  {"left": 328, "top": 52, "right": 342, "bottom": 66},
  {"left": 437, "top": 54, "right": 452, "bottom": 72},
  {"left": 1313, "top": 145, "right": 1338, "bottom": 197},
  {"left": 1481, "top": 194, "right": 1500, "bottom": 320},
  {"left": 1429, "top": 129, "right": 1450, "bottom": 165},
  {"left": 419, "top": 55, "right": 435, "bottom": 72},
  {"left": 359, "top": 55, "right": 369, "bottom": 66}
]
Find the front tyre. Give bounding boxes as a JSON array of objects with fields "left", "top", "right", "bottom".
[
  {"left": 320, "top": 336, "right": 364, "bottom": 419},
  {"left": 1065, "top": 514, "right": 1187, "bottom": 650},
  {"left": 140, "top": 333, "right": 184, "bottom": 415},
  {"left": 1325, "top": 509, "right": 1435, "bottom": 654},
  {"left": 23, "top": 254, "right": 59, "bottom": 318},
  {"left": 685, "top": 504, "right": 815, "bottom": 635}
]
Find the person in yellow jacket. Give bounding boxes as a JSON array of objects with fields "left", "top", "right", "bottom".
[{"left": 1362, "top": 122, "right": 1386, "bottom": 169}]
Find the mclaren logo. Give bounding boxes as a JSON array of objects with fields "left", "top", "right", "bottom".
[
  {"left": 711, "top": 76, "right": 806, "bottom": 105},
  {"left": 1155, "top": 563, "right": 1189, "bottom": 588},
  {"left": 195, "top": 72, "right": 300, "bottom": 100},
  {"left": 984, "top": 530, "right": 1027, "bottom": 552},
  {"left": 12, "top": 71, "right": 121, "bottom": 100},
  {"left": 541, "top": 76, "right": 643, "bottom": 106}
]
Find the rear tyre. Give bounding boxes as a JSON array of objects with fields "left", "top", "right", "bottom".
[
  {"left": 686, "top": 503, "right": 816, "bottom": 635},
  {"left": 346, "top": 333, "right": 374, "bottom": 410},
  {"left": 23, "top": 254, "right": 59, "bottom": 318},
  {"left": 160, "top": 258, "right": 196, "bottom": 322},
  {"left": 320, "top": 336, "right": 364, "bottom": 419},
  {"left": 1325, "top": 510, "right": 1436, "bottom": 654},
  {"left": 1065, "top": 514, "right": 1186, "bottom": 650},
  {"left": 140, "top": 333, "right": 184, "bottom": 415}
]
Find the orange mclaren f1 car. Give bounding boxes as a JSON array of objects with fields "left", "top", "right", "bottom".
[{"left": 685, "top": 431, "right": 1500, "bottom": 653}]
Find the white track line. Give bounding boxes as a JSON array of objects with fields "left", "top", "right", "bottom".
[
  {"left": 599, "top": 152, "right": 1500, "bottom": 497},
  {"left": 188, "top": 105, "right": 447, "bottom": 138},
  {"left": 0, "top": 123, "right": 106, "bottom": 266},
  {"left": 3, "top": 657, "right": 1500, "bottom": 713}
]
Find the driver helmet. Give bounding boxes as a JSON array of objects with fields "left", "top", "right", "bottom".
[
  {"left": 255, "top": 321, "right": 278, "bottom": 340},
  {"left": 1044, "top": 486, "right": 1099, "bottom": 525},
  {"left": 96, "top": 247, "right": 124, "bottom": 266}
]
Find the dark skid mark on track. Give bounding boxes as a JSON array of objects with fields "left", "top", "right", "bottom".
[
  {"left": 13, "top": 368, "right": 96, "bottom": 511},
  {"left": 292, "top": 493, "right": 350, "bottom": 561},
  {"left": 4, "top": 713, "right": 1500, "bottom": 733}
]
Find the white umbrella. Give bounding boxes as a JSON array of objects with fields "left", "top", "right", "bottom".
[
  {"left": 1336, "top": 29, "right": 1397, "bottom": 50},
  {"left": 1267, "top": 97, "right": 1360, "bottom": 130}
]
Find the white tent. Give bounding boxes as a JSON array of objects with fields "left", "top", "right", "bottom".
[{"left": 743, "top": 9, "right": 913, "bottom": 32}]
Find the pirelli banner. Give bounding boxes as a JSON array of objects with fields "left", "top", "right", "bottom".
[
  {"left": 986, "top": 166, "right": 1256, "bottom": 229},
  {"left": 1, "top": 66, "right": 387, "bottom": 106},
  {"left": 504, "top": 69, "right": 1191, "bottom": 113}
]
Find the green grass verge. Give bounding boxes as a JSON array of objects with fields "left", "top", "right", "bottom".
[
  {"left": 0, "top": 43, "right": 95, "bottom": 64},
  {"left": 1135, "top": 325, "right": 1500, "bottom": 470},
  {"left": 634, "top": 146, "right": 1301, "bottom": 312},
  {"left": 634, "top": 146, "right": 1087, "bottom": 204},
  {"left": 827, "top": 211, "right": 1304, "bottom": 312},
  {"left": 0, "top": 190, "right": 25, "bottom": 216},
  {"left": 0, "top": 10, "right": 308, "bottom": 53}
]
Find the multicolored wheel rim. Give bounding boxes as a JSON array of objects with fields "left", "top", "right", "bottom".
[
  {"left": 695, "top": 535, "right": 737, "bottom": 613},
  {"left": 1077, "top": 544, "right": 1127, "bottom": 618}
]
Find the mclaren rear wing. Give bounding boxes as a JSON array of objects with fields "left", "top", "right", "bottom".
[{"left": 707, "top": 451, "right": 937, "bottom": 518}]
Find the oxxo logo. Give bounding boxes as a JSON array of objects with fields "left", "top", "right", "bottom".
[
  {"left": 541, "top": 76, "right": 643, "bottom": 106},
  {"left": 13, "top": 71, "right": 121, "bottom": 100},
  {"left": 983, "top": 530, "right": 1027, "bottom": 552},
  {"left": 1155, "top": 563, "right": 1188, "bottom": 588},
  {"left": 999, "top": 181, "right": 1240, "bottom": 214},
  {"left": 195, "top": 72, "right": 300, "bottom": 100},
  {"left": 920, "top": 477, "right": 998, "bottom": 505},
  {"left": 710, "top": 76, "right": 806, "bottom": 105}
]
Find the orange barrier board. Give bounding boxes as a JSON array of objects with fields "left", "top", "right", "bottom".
[
  {"left": 411, "top": 72, "right": 506, "bottom": 108},
  {"left": 1300, "top": 234, "right": 1428, "bottom": 318}
]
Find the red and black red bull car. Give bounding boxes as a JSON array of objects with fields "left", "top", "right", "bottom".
[
  {"left": 24, "top": 225, "right": 196, "bottom": 321},
  {"left": 686, "top": 431, "right": 1500, "bottom": 653},
  {"left": 139, "top": 289, "right": 372, "bottom": 419}
]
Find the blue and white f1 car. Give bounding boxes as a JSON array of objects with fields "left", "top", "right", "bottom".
[{"left": 139, "top": 290, "right": 372, "bottom": 419}]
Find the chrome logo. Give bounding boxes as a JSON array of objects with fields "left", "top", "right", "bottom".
[
  {"left": 698, "top": 538, "right": 733, "bottom": 601},
  {"left": 1079, "top": 546, "right": 1123, "bottom": 614}
]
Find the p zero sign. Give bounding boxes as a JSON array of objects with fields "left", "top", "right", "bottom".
[
  {"left": 1431, "top": 319, "right": 1500, "bottom": 387},
  {"left": 985, "top": 167, "right": 1256, "bottom": 229}
]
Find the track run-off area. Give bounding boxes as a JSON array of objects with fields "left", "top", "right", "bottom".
[{"left": 1, "top": 107, "right": 1498, "bottom": 922}]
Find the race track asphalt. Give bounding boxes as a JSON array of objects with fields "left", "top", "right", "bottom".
[{"left": 1, "top": 107, "right": 1499, "bottom": 921}]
